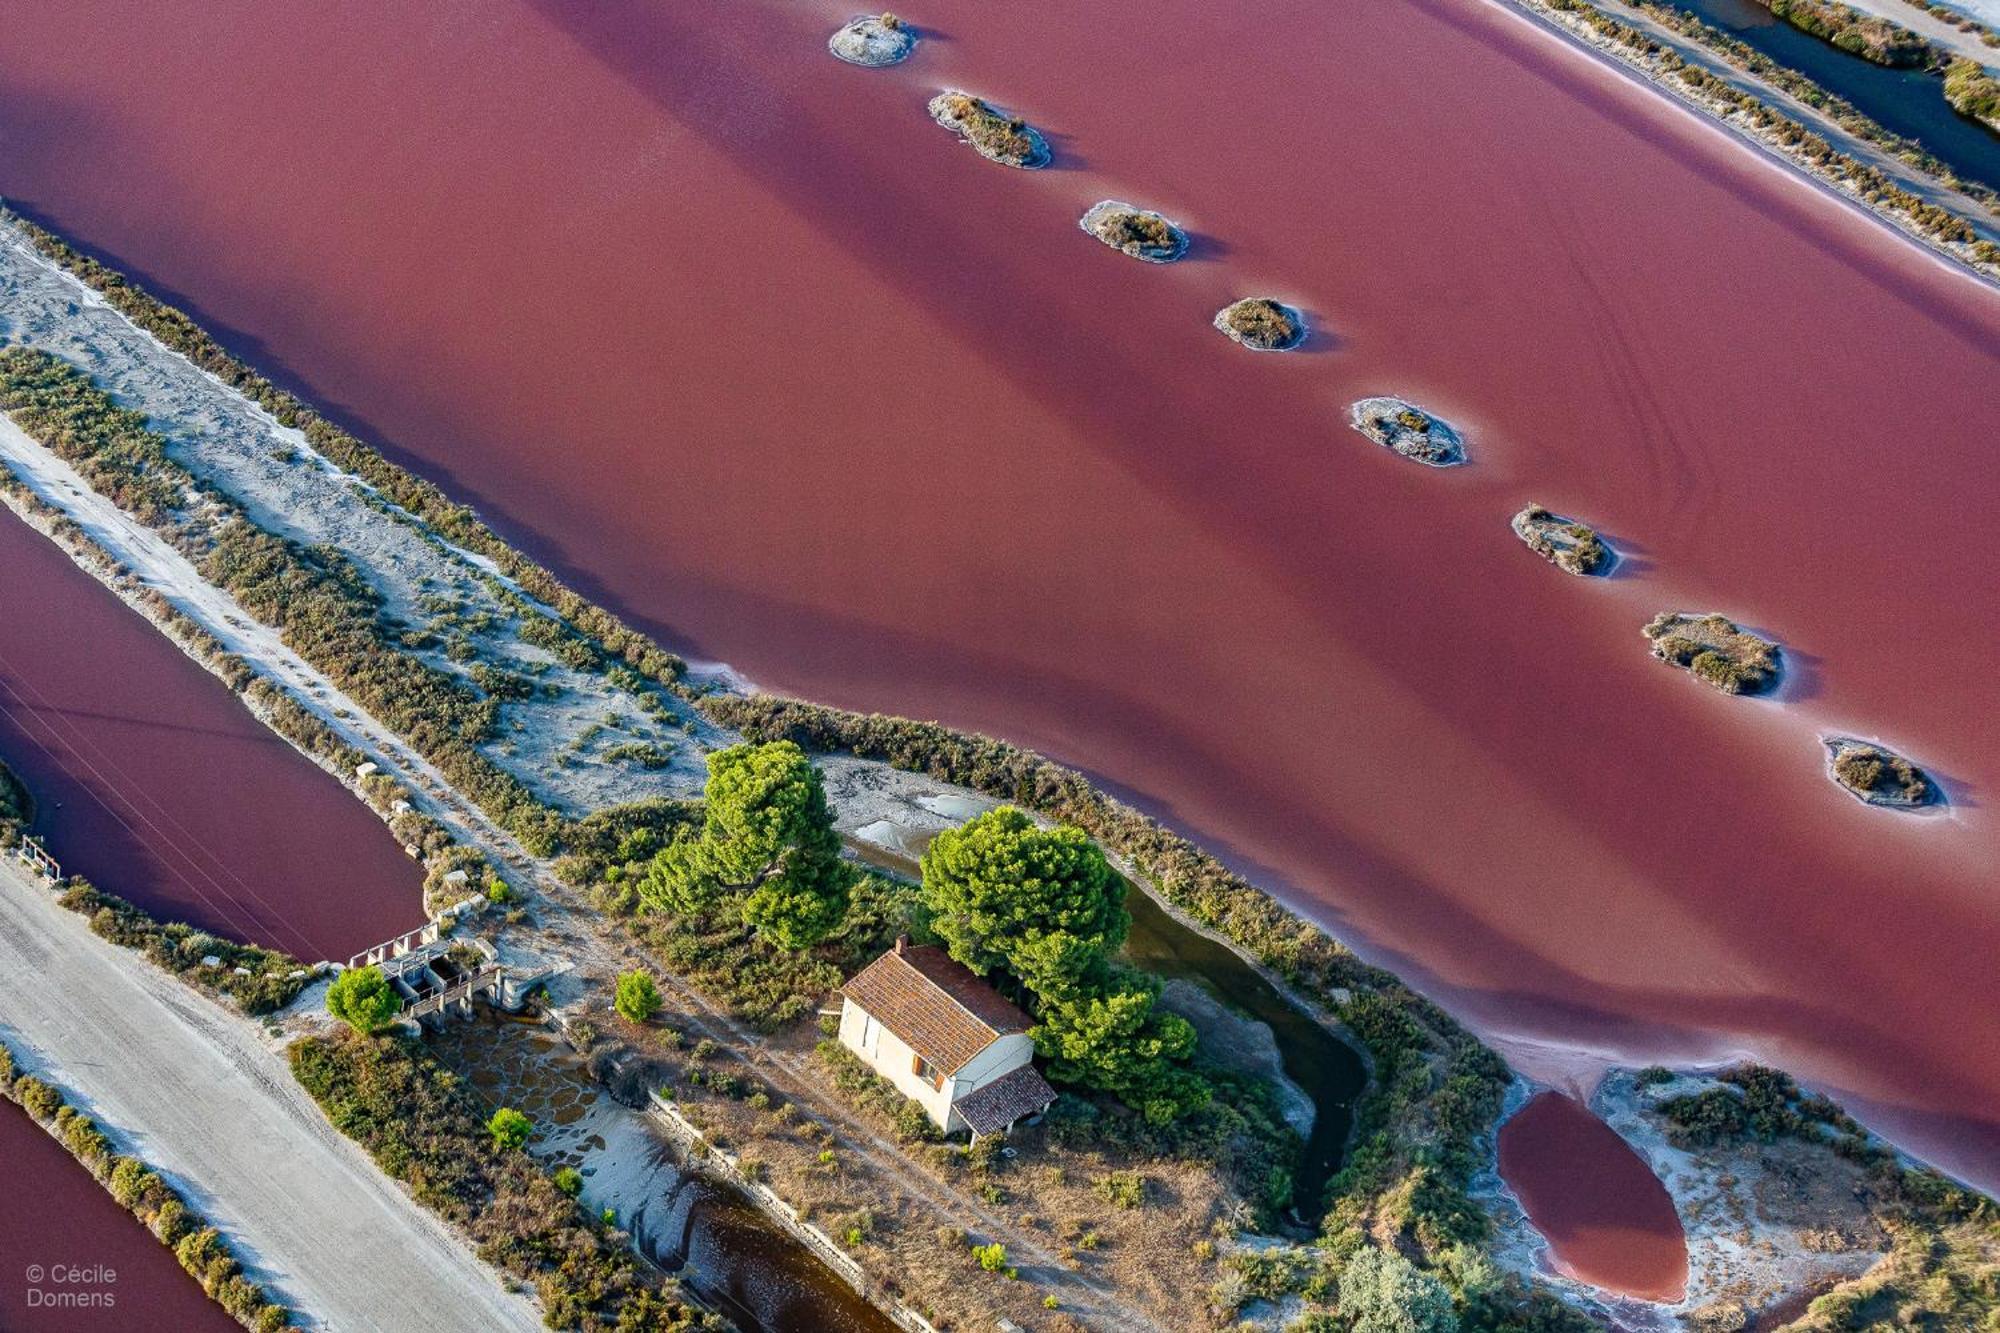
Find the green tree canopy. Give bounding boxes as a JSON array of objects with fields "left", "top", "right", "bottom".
[
  {"left": 1030, "top": 966, "right": 1209, "bottom": 1125},
  {"left": 326, "top": 965, "right": 401, "bottom": 1035},
  {"left": 1337, "top": 1247, "right": 1459, "bottom": 1333},
  {"left": 614, "top": 969, "right": 662, "bottom": 1024},
  {"left": 638, "top": 741, "right": 854, "bottom": 950},
  {"left": 919, "top": 806, "right": 1126, "bottom": 995}
]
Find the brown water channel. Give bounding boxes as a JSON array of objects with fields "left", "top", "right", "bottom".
[
  {"left": 2, "top": 0, "right": 1997, "bottom": 1201},
  {"left": 428, "top": 1011, "right": 892, "bottom": 1333}
]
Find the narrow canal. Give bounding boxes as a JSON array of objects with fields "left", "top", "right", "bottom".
[{"left": 1668, "top": 0, "right": 2000, "bottom": 191}]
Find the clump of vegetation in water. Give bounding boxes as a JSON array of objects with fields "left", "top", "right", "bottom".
[
  {"left": 928, "top": 91, "right": 1049, "bottom": 167},
  {"left": 828, "top": 13, "right": 916, "bottom": 67},
  {"left": 1642, "top": 613, "right": 1782, "bottom": 695},
  {"left": 1511, "top": 504, "right": 1612, "bottom": 575},
  {"left": 1944, "top": 57, "right": 2000, "bottom": 133},
  {"left": 1079, "top": 201, "right": 1189, "bottom": 262},
  {"left": 1349, "top": 397, "right": 1466, "bottom": 467},
  {"left": 1762, "top": 0, "right": 1935, "bottom": 67},
  {"left": 1824, "top": 737, "right": 1937, "bottom": 808},
  {"left": 1213, "top": 297, "right": 1305, "bottom": 350}
]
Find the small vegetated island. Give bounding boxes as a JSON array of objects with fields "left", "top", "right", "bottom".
[
  {"left": 1078, "top": 200, "right": 1189, "bottom": 262},
  {"left": 828, "top": 12, "right": 916, "bottom": 67},
  {"left": 1945, "top": 57, "right": 2000, "bottom": 135},
  {"left": 1511, "top": 503, "right": 1613, "bottom": 575},
  {"left": 1643, "top": 612, "right": 1782, "bottom": 695},
  {"left": 1348, "top": 396, "right": 1466, "bottom": 467},
  {"left": 1824, "top": 736, "right": 1939, "bottom": 809},
  {"left": 927, "top": 90, "right": 1049, "bottom": 167},
  {"left": 1212, "top": 296, "right": 1305, "bottom": 350},
  {"left": 1758, "top": 0, "right": 1935, "bottom": 68}
]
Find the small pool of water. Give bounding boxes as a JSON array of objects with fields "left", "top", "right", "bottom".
[{"left": 1497, "top": 1092, "right": 1688, "bottom": 1302}]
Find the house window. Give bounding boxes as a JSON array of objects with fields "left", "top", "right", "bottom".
[
  {"left": 912, "top": 1055, "right": 947, "bottom": 1090},
  {"left": 859, "top": 1012, "right": 880, "bottom": 1054}
]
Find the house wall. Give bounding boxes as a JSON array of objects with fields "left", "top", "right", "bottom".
[
  {"left": 838, "top": 1000, "right": 1038, "bottom": 1133},
  {"left": 838, "top": 997, "right": 956, "bottom": 1128}
]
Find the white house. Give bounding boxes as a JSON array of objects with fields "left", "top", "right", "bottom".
[{"left": 837, "top": 938, "right": 1057, "bottom": 1138}]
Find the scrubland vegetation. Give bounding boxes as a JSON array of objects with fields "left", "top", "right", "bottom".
[
  {"left": 1945, "top": 56, "right": 2000, "bottom": 130},
  {"left": 4, "top": 209, "right": 685, "bottom": 687},
  {"left": 1080, "top": 202, "right": 1190, "bottom": 261},
  {"left": 1541, "top": 0, "right": 2000, "bottom": 273},
  {"left": 290, "top": 1029, "right": 715, "bottom": 1330},
  {"left": 1511, "top": 505, "right": 1612, "bottom": 576},
  {"left": 0, "top": 346, "right": 567, "bottom": 853},
  {"left": 1643, "top": 612, "right": 1782, "bottom": 694},
  {"left": 0, "top": 1037, "right": 293, "bottom": 1330},
  {"left": 1655, "top": 1065, "right": 1999, "bottom": 1331}
]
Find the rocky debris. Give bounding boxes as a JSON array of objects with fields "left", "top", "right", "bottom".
[
  {"left": 1512, "top": 503, "right": 1612, "bottom": 575},
  {"left": 1348, "top": 397, "right": 1466, "bottom": 467},
  {"left": 1078, "top": 201, "right": 1189, "bottom": 262},
  {"left": 828, "top": 13, "right": 916, "bottom": 67},
  {"left": 1643, "top": 613, "right": 1782, "bottom": 695},
  {"left": 928, "top": 91, "right": 1049, "bottom": 168},
  {"left": 1213, "top": 297, "right": 1305, "bottom": 350},
  {"left": 1824, "top": 737, "right": 1938, "bottom": 809}
]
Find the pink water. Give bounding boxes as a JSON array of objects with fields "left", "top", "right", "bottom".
[
  {"left": 0, "top": 0, "right": 1995, "bottom": 1194},
  {"left": 1498, "top": 1093, "right": 1688, "bottom": 1301},
  {"left": 0, "top": 509, "right": 423, "bottom": 961}
]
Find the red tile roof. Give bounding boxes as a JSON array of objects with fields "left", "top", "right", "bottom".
[
  {"left": 956, "top": 1064, "right": 1058, "bottom": 1136},
  {"left": 842, "top": 944, "right": 1031, "bottom": 1074}
]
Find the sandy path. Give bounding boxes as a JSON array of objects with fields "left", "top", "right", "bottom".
[{"left": 0, "top": 859, "right": 541, "bottom": 1332}]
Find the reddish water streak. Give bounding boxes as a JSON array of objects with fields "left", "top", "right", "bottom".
[
  {"left": 0, "top": 510, "right": 423, "bottom": 961},
  {"left": 1, "top": 0, "right": 1997, "bottom": 1184},
  {"left": 1499, "top": 1093, "right": 1688, "bottom": 1302},
  {"left": 0, "top": 1097, "right": 239, "bottom": 1333}
]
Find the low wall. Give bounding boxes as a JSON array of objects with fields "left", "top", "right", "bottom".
[{"left": 645, "top": 1090, "right": 942, "bottom": 1333}]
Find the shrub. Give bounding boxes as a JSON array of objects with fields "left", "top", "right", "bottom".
[
  {"left": 614, "top": 969, "right": 663, "bottom": 1024},
  {"left": 971, "top": 1241, "right": 1014, "bottom": 1275},
  {"left": 553, "top": 1166, "right": 583, "bottom": 1196},
  {"left": 1095, "top": 1170, "right": 1146, "bottom": 1209},
  {"left": 326, "top": 966, "right": 403, "bottom": 1034},
  {"left": 488, "top": 1106, "right": 533, "bottom": 1151}
]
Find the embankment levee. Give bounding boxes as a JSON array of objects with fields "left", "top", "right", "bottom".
[
  {"left": 0, "top": 854, "right": 543, "bottom": 1332},
  {"left": 1504, "top": 0, "right": 2000, "bottom": 283}
]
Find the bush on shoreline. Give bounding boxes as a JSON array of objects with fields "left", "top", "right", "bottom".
[{"left": 0, "top": 1036, "right": 294, "bottom": 1330}]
